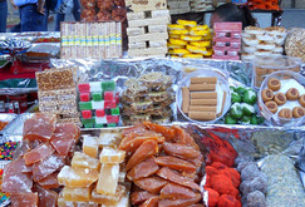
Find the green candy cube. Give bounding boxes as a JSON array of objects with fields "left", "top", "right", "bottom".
[
  {"left": 79, "top": 102, "right": 92, "bottom": 110},
  {"left": 102, "top": 80, "right": 116, "bottom": 91},
  {"left": 95, "top": 124, "right": 105, "bottom": 128},
  {"left": 107, "top": 123, "right": 117, "bottom": 128},
  {"left": 81, "top": 118, "right": 95, "bottom": 125},
  {"left": 92, "top": 93, "right": 103, "bottom": 101},
  {"left": 84, "top": 123, "right": 94, "bottom": 128},
  {"left": 111, "top": 107, "right": 120, "bottom": 115}
]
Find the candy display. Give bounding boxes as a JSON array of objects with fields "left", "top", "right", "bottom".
[
  {"left": 178, "top": 70, "right": 231, "bottom": 123},
  {"left": 80, "top": 0, "right": 126, "bottom": 22},
  {"left": 120, "top": 122, "right": 204, "bottom": 206},
  {"left": 285, "top": 28, "right": 305, "bottom": 62},
  {"left": 78, "top": 80, "right": 120, "bottom": 128},
  {"left": 241, "top": 26, "right": 286, "bottom": 61},
  {"left": 168, "top": 0, "right": 191, "bottom": 14},
  {"left": 121, "top": 72, "right": 174, "bottom": 125},
  {"left": 60, "top": 22, "right": 122, "bottom": 59},
  {"left": 36, "top": 68, "right": 79, "bottom": 124},
  {"left": 212, "top": 22, "right": 242, "bottom": 60},
  {"left": 253, "top": 55, "right": 301, "bottom": 88},
  {"left": 1, "top": 113, "right": 80, "bottom": 207},
  {"left": 225, "top": 86, "right": 264, "bottom": 125},
  {"left": 127, "top": 9, "right": 170, "bottom": 57},
  {"left": 247, "top": 0, "right": 280, "bottom": 10},
  {"left": 168, "top": 20, "right": 213, "bottom": 58},
  {"left": 261, "top": 154, "right": 305, "bottom": 206},
  {"left": 258, "top": 71, "right": 305, "bottom": 126}
]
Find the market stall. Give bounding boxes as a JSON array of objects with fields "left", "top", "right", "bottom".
[{"left": 1, "top": 0, "right": 305, "bottom": 206}]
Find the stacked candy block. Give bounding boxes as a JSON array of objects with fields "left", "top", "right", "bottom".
[
  {"left": 168, "top": 19, "right": 213, "bottom": 59},
  {"left": 212, "top": 22, "right": 242, "bottom": 60},
  {"left": 57, "top": 131, "right": 129, "bottom": 206},
  {"left": 78, "top": 80, "right": 120, "bottom": 128}
]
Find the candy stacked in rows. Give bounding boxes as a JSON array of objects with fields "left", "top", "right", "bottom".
[
  {"left": 168, "top": 19, "right": 213, "bottom": 59},
  {"left": 121, "top": 72, "right": 174, "bottom": 125},
  {"left": 36, "top": 68, "right": 80, "bottom": 124},
  {"left": 212, "top": 22, "right": 242, "bottom": 60},
  {"left": 58, "top": 131, "right": 129, "bottom": 206},
  {"left": 78, "top": 80, "right": 120, "bottom": 128},
  {"left": 242, "top": 26, "right": 286, "bottom": 61}
]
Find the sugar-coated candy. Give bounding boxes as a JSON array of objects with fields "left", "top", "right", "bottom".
[
  {"left": 81, "top": 118, "right": 95, "bottom": 125},
  {"left": 23, "top": 113, "right": 56, "bottom": 141},
  {"left": 91, "top": 184, "right": 126, "bottom": 205},
  {"left": 58, "top": 192, "right": 99, "bottom": 207},
  {"left": 106, "top": 115, "right": 119, "bottom": 124},
  {"left": 92, "top": 93, "right": 103, "bottom": 101},
  {"left": 32, "top": 153, "right": 65, "bottom": 182},
  {"left": 101, "top": 193, "right": 129, "bottom": 207},
  {"left": 99, "top": 147, "right": 126, "bottom": 163},
  {"left": 241, "top": 163, "right": 263, "bottom": 181},
  {"left": 240, "top": 176, "right": 267, "bottom": 195},
  {"left": 78, "top": 83, "right": 90, "bottom": 93},
  {"left": 111, "top": 107, "right": 120, "bottom": 115},
  {"left": 82, "top": 110, "right": 92, "bottom": 119},
  {"left": 104, "top": 100, "right": 116, "bottom": 109},
  {"left": 102, "top": 81, "right": 116, "bottom": 91},
  {"left": 80, "top": 93, "right": 90, "bottom": 102},
  {"left": 0, "top": 141, "right": 19, "bottom": 161},
  {"left": 131, "top": 191, "right": 157, "bottom": 205},
  {"left": 89, "top": 82, "right": 102, "bottom": 93},
  {"left": 50, "top": 136, "right": 74, "bottom": 157},
  {"left": 96, "top": 164, "right": 120, "bottom": 195},
  {"left": 79, "top": 102, "right": 93, "bottom": 110},
  {"left": 37, "top": 173, "right": 60, "bottom": 189},
  {"left": 62, "top": 187, "right": 91, "bottom": 202},
  {"left": 24, "top": 143, "right": 55, "bottom": 165},
  {"left": 96, "top": 109, "right": 105, "bottom": 117},
  {"left": 104, "top": 91, "right": 114, "bottom": 101},
  {"left": 99, "top": 132, "right": 122, "bottom": 147},
  {"left": 35, "top": 184, "right": 58, "bottom": 207},
  {"left": 2, "top": 157, "right": 33, "bottom": 193},
  {"left": 10, "top": 192, "right": 38, "bottom": 207},
  {"left": 107, "top": 123, "right": 117, "bottom": 128},
  {"left": 92, "top": 101, "right": 104, "bottom": 110},
  {"left": 96, "top": 117, "right": 107, "bottom": 125},
  {"left": 160, "top": 183, "right": 198, "bottom": 199},
  {"left": 83, "top": 136, "right": 98, "bottom": 158},
  {"left": 247, "top": 190, "right": 266, "bottom": 207},
  {"left": 134, "top": 177, "right": 168, "bottom": 194},
  {"left": 72, "top": 152, "right": 100, "bottom": 170},
  {"left": 58, "top": 166, "right": 99, "bottom": 188},
  {"left": 127, "top": 157, "right": 159, "bottom": 181},
  {"left": 84, "top": 124, "right": 94, "bottom": 128},
  {"left": 52, "top": 123, "right": 80, "bottom": 141}
]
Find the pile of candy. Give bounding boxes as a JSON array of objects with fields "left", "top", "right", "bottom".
[
  {"left": 168, "top": 20, "right": 212, "bottom": 59},
  {"left": 0, "top": 142, "right": 19, "bottom": 160},
  {"left": 225, "top": 86, "right": 264, "bottom": 125},
  {"left": 78, "top": 80, "right": 120, "bottom": 128}
]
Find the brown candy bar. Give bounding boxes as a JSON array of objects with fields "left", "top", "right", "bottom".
[
  {"left": 189, "top": 111, "right": 216, "bottom": 121},
  {"left": 278, "top": 108, "right": 292, "bottom": 119},
  {"left": 265, "top": 101, "right": 278, "bottom": 114},
  {"left": 261, "top": 89, "right": 274, "bottom": 102},
  {"left": 189, "top": 106, "right": 217, "bottom": 112},
  {"left": 274, "top": 92, "right": 286, "bottom": 105},
  {"left": 189, "top": 84, "right": 216, "bottom": 91},
  {"left": 190, "top": 92, "right": 217, "bottom": 99},
  {"left": 190, "top": 77, "right": 217, "bottom": 84},
  {"left": 292, "top": 106, "right": 305, "bottom": 118},
  {"left": 286, "top": 88, "right": 299, "bottom": 100},
  {"left": 182, "top": 87, "right": 190, "bottom": 114},
  {"left": 190, "top": 99, "right": 217, "bottom": 106},
  {"left": 268, "top": 78, "right": 281, "bottom": 91},
  {"left": 299, "top": 95, "right": 305, "bottom": 107}
]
